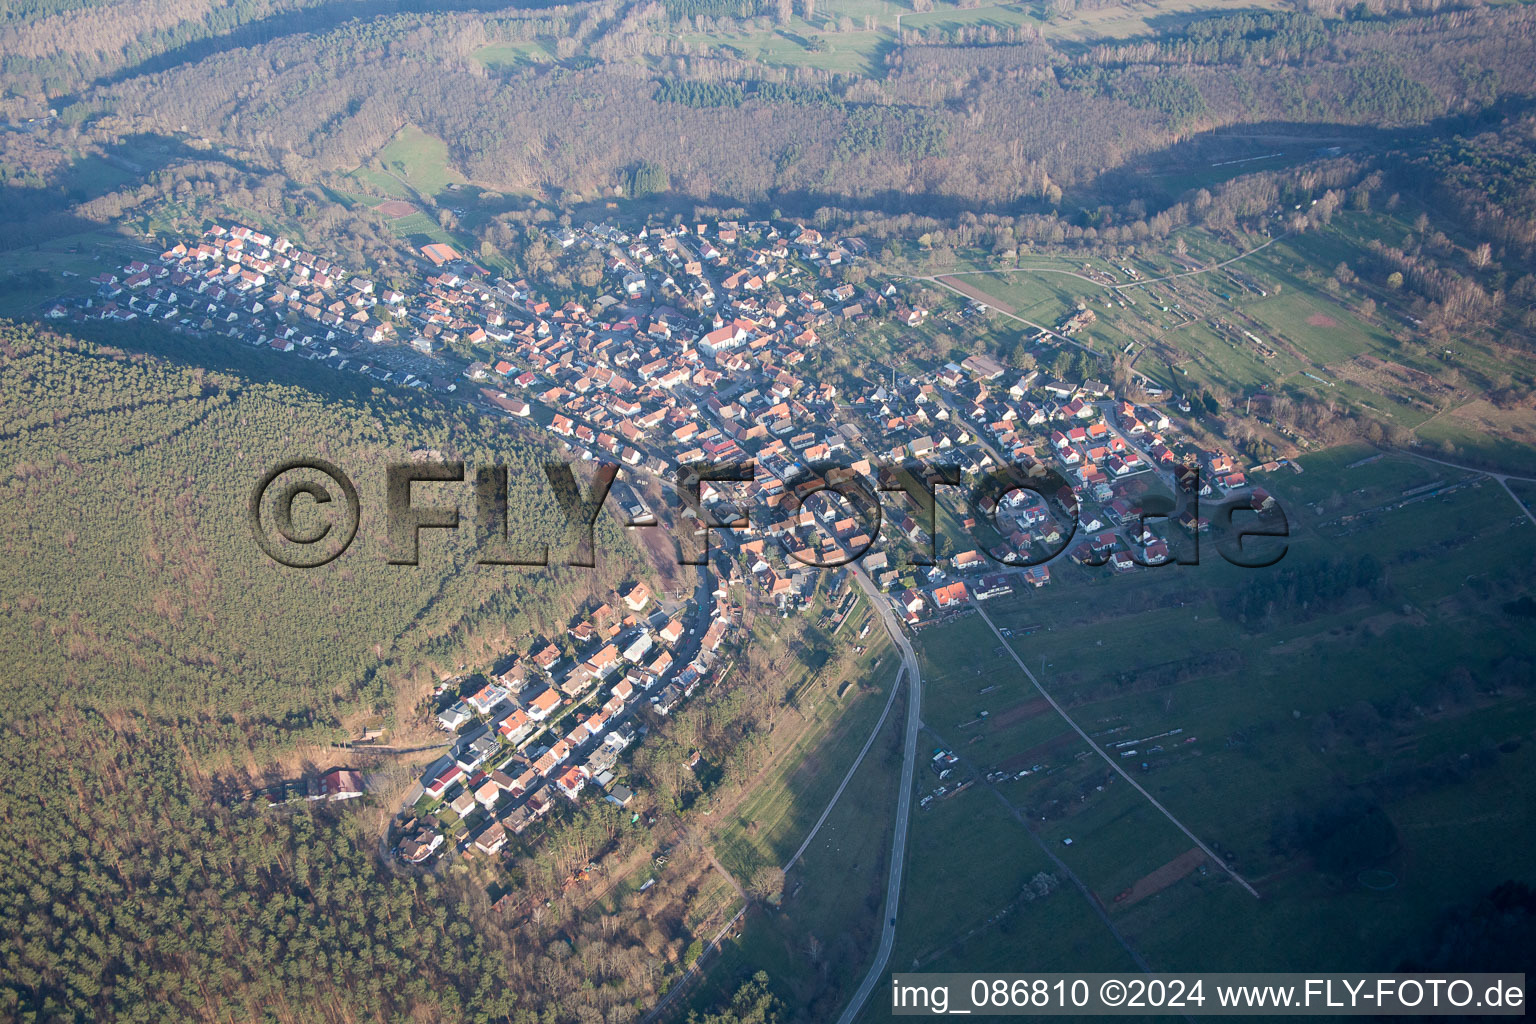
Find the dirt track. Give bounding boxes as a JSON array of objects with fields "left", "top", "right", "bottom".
[
  {"left": 936, "top": 275, "right": 1017, "bottom": 314},
  {"left": 1114, "top": 846, "right": 1206, "bottom": 907},
  {"left": 991, "top": 697, "right": 1050, "bottom": 729},
  {"left": 998, "top": 731, "right": 1081, "bottom": 772}
]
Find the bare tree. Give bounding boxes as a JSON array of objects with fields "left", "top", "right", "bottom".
[{"left": 750, "top": 865, "right": 786, "bottom": 904}]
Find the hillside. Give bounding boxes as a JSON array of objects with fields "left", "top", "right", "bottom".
[
  {"left": 0, "top": 321, "right": 641, "bottom": 755},
  {"left": 0, "top": 320, "right": 683, "bottom": 1022}
]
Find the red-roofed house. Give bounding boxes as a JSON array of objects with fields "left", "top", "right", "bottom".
[{"left": 933, "top": 582, "right": 970, "bottom": 608}]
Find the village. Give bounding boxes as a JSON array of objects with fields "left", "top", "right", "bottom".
[{"left": 49, "top": 214, "right": 1281, "bottom": 877}]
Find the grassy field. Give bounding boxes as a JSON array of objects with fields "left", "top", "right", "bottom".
[
  {"left": 350, "top": 125, "right": 464, "bottom": 202},
  {"left": 947, "top": 269, "right": 1105, "bottom": 323},
  {"left": 471, "top": 39, "right": 556, "bottom": 68},
  {"left": 868, "top": 442, "right": 1536, "bottom": 989},
  {"left": 1414, "top": 408, "right": 1536, "bottom": 477},
  {"left": 672, "top": 23, "right": 894, "bottom": 76},
  {"left": 1508, "top": 478, "right": 1536, "bottom": 517},
  {"left": 1161, "top": 320, "right": 1302, "bottom": 392},
  {"left": 0, "top": 227, "right": 159, "bottom": 316},
  {"left": 938, "top": 213, "right": 1536, "bottom": 468},
  {"left": 900, "top": 1, "right": 1039, "bottom": 36},
  {"left": 668, "top": 0, "right": 907, "bottom": 76},
  {"left": 684, "top": 671, "right": 906, "bottom": 1020},
  {"left": 1038, "top": 0, "right": 1286, "bottom": 47},
  {"left": 713, "top": 599, "right": 898, "bottom": 881},
  {"left": 1238, "top": 285, "right": 1385, "bottom": 367}
]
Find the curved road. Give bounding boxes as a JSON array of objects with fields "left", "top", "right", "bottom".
[
  {"left": 836, "top": 568, "right": 923, "bottom": 1024},
  {"left": 899, "top": 272, "right": 1098, "bottom": 356}
]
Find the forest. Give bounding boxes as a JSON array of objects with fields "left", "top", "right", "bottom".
[
  {"left": 5, "top": 0, "right": 1536, "bottom": 214},
  {"left": 0, "top": 321, "right": 653, "bottom": 759}
]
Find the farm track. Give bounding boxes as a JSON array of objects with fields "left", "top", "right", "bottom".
[{"left": 974, "top": 604, "right": 1262, "bottom": 899}]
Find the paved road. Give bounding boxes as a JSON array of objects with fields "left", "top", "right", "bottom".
[
  {"left": 333, "top": 741, "right": 448, "bottom": 755},
  {"left": 1119, "top": 234, "right": 1282, "bottom": 288},
  {"left": 837, "top": 567, "right": 923, "bottom": 1024},
  {"left": 1395, "top": 448, "right": 1536, "bottom": 528},
  {"left": 973, "top": 604, "right": 1260, "bottom": 899},
  {"left": 640, "top": 902, "right": 748, "bottom": 1024},
  {"left": 641, "top": 575, "right": 913, "bottom": 1024}
]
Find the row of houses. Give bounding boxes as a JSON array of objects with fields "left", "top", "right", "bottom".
[{"left": 409, "top": 579, "right": 741, "bottom": 863}]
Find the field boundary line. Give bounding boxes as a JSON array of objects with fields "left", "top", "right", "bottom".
[{"left": 974, "top": 605, "right": 1261, "bottom": 899}]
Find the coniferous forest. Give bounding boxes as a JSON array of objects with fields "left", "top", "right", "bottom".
[{"left": 0, "top": 322, "right": 672, "bottom": 1023}]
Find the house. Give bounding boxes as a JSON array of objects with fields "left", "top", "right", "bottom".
[
  {"left": 933, "top": 582, "right": 970, "bottom": 608},
  {"left": 477, "top": 773, "right": 510, "bottom": 809},
  {"left": 502, "top": 804, "right": 535, "bottom": 835},
  {"left": 321, "top": 769, "right": 365, "bottom": 801},
  {"left": 960, "top": 353, "right": 1007, "bottom": 380},
  {"left": 526, "top": 688, "right": 562, "bottom": 721},
  {"left": 555, "top": 766, "right": 587, "bottom": 801},
  {"left": 531, "top": 643, "right": 561, "bottom": 670},
  {"left": 421, "top": 242, "right": 459, "bottom": 267},
  {"left": 473, "top": 821, "right": 508, "bottom": 855},
  {"left": 622, "top": 632, "right": 654, "bottom": 663},
  {"left": 400, "top": 828, "right": 443, "bottom": 864},
  {"left": 526, "top": 788, "right": 555, "bottom": 820},
  {"left": 974, "top": 574, "right": 1013, "bottom": 601},
  {"left": 621, "top": 581, "right": 652, "bottom": 612},
  {"left": 455, "top": 733, "right": 499, "bottom": 772},
  {"left": 654, "top": 682, "right": 684, "bottom": 715},
  {"left": 583, "top": 643, "right": 621, "bottom": 681},
  {"left": 606, "top": 784, "right": 635, "bottom": 807},
  {"left": 497, "top": 708, "right": 533, "bottom": 744},
  {"left": 437, "top": 701, "right": 473, "bottom": 732},
  {"left": 532, "top": 747, "right": 561, "bottom": 775},
  {"left": 449, "top": 789, "right": 477, "bottom": 818},
  {"left": 467, "top": 683, "right": 509, "bottom": 715},
  {"left": 510, "top": 768, "right": 539, "bottom": 797},
  {"left": 496, "top": 663, "right": 527, "bottom": 691},
  {"left": 424, "top": 762, "right": 466, "bottom": 800},
  {"left": 952, "top": 550, "right": 984, "bottom": 573},
  {"left": 604, "top": 722, "right": 638, "bottom": 752}
]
